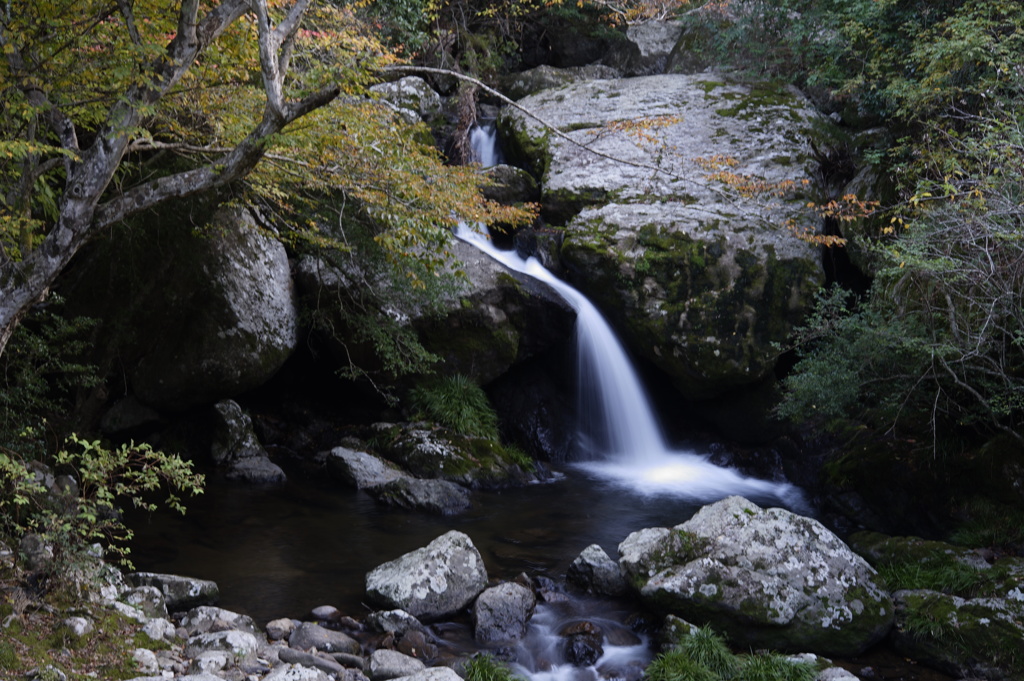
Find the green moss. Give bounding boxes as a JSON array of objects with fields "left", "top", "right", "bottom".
[{"left": 714, "top": 82, "right": 801, "bottom": 121}]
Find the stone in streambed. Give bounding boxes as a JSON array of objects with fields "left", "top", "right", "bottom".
[
  {"left": 620, "top": 496, "right": 892, "bottom": 656},
  {"left": 568, "top": 544, "right": 628, "bottom": 596},
  {"left": 473, "top": 581, "right": 537, "bottom": 644},
  {"left": 365, "top": 530, "right": 488, "bottom": 620},
  {"left": 289, "top": 621, "right": 360, "bottom": 655}
]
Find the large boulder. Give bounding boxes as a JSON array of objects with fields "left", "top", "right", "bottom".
[
  {"left": 61, "top": 203, "right": 299, "bottom": 411},
  {"left": 365, "top": 531, "right": 489, "bottom": 620},
  {"left": 501, "top": 74, "right": 830, "bottom": 401},
  {"left": 619, "top": 496, "right": 893, "bottom": 656}
]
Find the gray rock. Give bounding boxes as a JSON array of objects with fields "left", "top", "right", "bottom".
[
  {"left": 369, "top": 649, "right": 426, "bottom": 680},
  {"left": 127, "top": 573, "right": 219, "bottom": 612},
  {"left": 142, "top": 617, "right": 178, "bottom": 642},
  {"left": 627, "top": 21, "right": 684, "bottom": 62},
  {"left": 473, "top": 582, "right": 537, "bottom": 644},
  {"left": 266, "top": 618, "right": 298, "bottom": 641},
  {"left": 188, "top": 650, "right": 231, "bottom": 675},
  {"left": 326, "top": 448, "right": 405, "bottom": 489},
  {"left": 620, "top": 496, "right": 893, "bottom": 656},
  {"left": 390, "top": 668, "right": 464, "bottom": 681},
  {"left": 179, "top": 606, "right": 259, "bottom": 636},
  {"left": 64, "top": 616, "right": 93, "bottom": 637},
  {"left": 263, "top": 664, "right": 333, "bottom": 681},
  {"left": 279, "top": 648, "right": 345, "bottom": 675},
  {"left": 369, "top": 77, "right": 442, "bottom": 121},
  {"left": 288, "top": 621, "right": 360, "bottom": 655},
  {"left": 481, "top": 165, "right": 540, "bottom": 206},
  {"left": 501, "top": 74, "right": 830, "bottom": 402},
  {"left": 133, "top": 649, "right": 160, "bottom": 676},
  {"left": 366, "top": 610, "right": 426, "bottom": 635},
  {"left": 367, "top": 477, "right": 472, "bottom": 515},
  {"left": 502, "top": 64, "right": 620, "bottom": 101},
  {"left": 184, "top": 630, "right": 261, "bottom": 661},
  {"left": 211, "top": 400, "right": 285, "bottom": 483},
  {"left": 366, "top": 530, "right": 489, "bottom": 620},
  {"left": 121, "top": 585, "right": 168, "bottom": 619},
  {"left": 567, "top": 544, "right": 628, "bottom": 596},
  {"left": 99, "top": 396, "right": 162, "bottom": 435}
]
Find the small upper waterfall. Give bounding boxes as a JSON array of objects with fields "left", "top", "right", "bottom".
[
  {"left": 460, "top": 126, "right": 805, "bottom": 508},
  {"left": 470, "top": 122, "right": 503, "bottom": 167}
]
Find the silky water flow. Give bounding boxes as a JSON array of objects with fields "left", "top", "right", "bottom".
[{"left": 461, "top": 125, "right": 807, "bottom": 681}]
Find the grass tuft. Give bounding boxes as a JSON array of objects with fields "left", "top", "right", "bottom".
[{"left": 409, "top": 374, "right": 500, "bottom": 439}]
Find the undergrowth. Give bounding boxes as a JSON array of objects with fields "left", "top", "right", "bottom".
[{"left": 463, "top": 653, "right": 523, "bottom": 681}]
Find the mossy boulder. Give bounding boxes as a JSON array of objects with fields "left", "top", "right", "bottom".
[
  {"left": 367, "top": 422, "right": 536, "bottom": 488},
  {"left": 891, "top": 589, "right": 1024, "bottom": 680},
  {"left": 619, "top": 496, "right": 893, "bottom": 657},
  {"left": 500, "top": 75, "right": 833, "bottom": 400}
]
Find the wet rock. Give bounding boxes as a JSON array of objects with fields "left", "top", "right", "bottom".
[
  {"left": 288, "top": 622, "right": 360, "bottom": 655},
  {"left": 620, "top": 496, "right": 893, "bottom": 656},
  {"left": 326, "top": 448, "right": 404, "bottom": 489},
  {"left": 367, "top": 477, "right": 472, "bottom": 515},
  {"left": 279, "top": 648, "right": 345, "bottom": 676},
  {"left": 127, "top": 572, "right": 219, "bottom": 612},
  {"left": 263, "top": 664, "right": 333, "bottom": 681},
  {"left": 396, "top": 629, "right": 437, "bottom": 660},
  {"left": 184, "top": 630, "right": 261, "bottom": 662},
  {"left": 473, "top": 582, "right": 537, "bottom": 644},
  {"left": 369, "top": 649, "right": 426, "bottom": 680},
  {"left": 365, "top": 530, "right": 489, "bottom": 620},
  {"left": 367, "top": 610, "right": 426, "bottom": 635},
  {"left": 211, "top": 400, "right": 286, "bottom": 484},
  {"left": 560, "top": 621, "right": 604, "bottom": 667},
  {"left": 389, "top": 667, "right": 463, "bottom": 681},
  {"left": 567, "top": 544, "right": 628, "bottom": 597}
]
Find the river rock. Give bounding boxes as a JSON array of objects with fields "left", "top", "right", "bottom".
[
  {"left": 127, "top": 572, "right": 220, "bottom": 612},
  {"left": 389, "top": 668, "right": 463, "bottom": 681},
  {"left": 121, "top": 585, "right": 168, "bottom": 619},
  {"left": 365, "top": 530, "right": 488, "bottom": 620},
  {"left": 325, "top": 447, "right": 405, "bottom": 489},
  {"left": 184, "top": 630, "right": 261, "bottom": 662},
  {"left": 367, "top": 476, "right": 472, "bottom": 515},
  {"left": 560, "top": 621, "right": 604, "bottom": 666},
  {"left": 279, "top": 648, "right": 345, "bottom": 676},
  {"left": 891, "top": 589, "right": 1024, "bottom": 680},
  {"left": 179, "top": 606, "right": 259, "bottom": 637},
  {"left": 288, "top": 622, "right": 360, "bottom": 655},
  {"left": 473, "top": 581, "right": 537, "bottom": 644},
  {"left": 264, "top": 664, "right": 333, "bottom": 681},
  {"left": 367, "top": 610, "right": 426, "bottom": 635},
  {"left": 620, "top": 496, "right": 893, "bottom": 656},
  {"left": 211, "top": 400, "right": 286, "bottom": 484},
  {"left": 369, "top": 649, "right": 426, "bottom": 680},
  {"left": 567, "top": 544, "right": 628, "bottom": 596},
  {"left": 501, "top": 74, "right": 830, "bottom": 402}
]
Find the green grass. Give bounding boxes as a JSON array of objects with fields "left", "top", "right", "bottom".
[
  {"left": 949, "top": 498, "right": 1024, "bottom": 551},
  {"left": 409, "top": 374, "right": 500, "bottom": 439},
  {"left": 876, "top": 560, "right": 987, "bottom": 597},
  {"left": 463, "top": 654, "right": 523, "bottom": 681},
  {"left": 648, "top": 625, "right": 818, "bottom": 681},
  {"left": 734, "top": 653, "right": 818, "bottom": 681}
]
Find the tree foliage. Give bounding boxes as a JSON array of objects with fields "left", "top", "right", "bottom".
[{"left": 0, "top": 0, "right": 532, "bottom": 358}]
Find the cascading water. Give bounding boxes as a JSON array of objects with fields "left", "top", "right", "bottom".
[{"left": 463, "top": 126, "right": 805, "bottom": 509}]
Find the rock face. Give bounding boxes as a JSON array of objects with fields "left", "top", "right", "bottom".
[
  {"left": 365, "top": 531, "right": 488, "bottom": 621},
  {"left": 501, "top": 75, "right": 829, "bottom": 400},
  {"left": 619, "top": 496, "right": 893, "bottom": 656}
]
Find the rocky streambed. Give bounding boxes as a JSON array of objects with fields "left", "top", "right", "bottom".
[{"left": 106, "top": 496, "right": 1024, "bottom": 681}]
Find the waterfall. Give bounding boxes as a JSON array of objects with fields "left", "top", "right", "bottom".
[
  {"left": 470, "top": 122, "right": 503, "bottom": 167},
  {"left": 460, "top": 127, "right": 806, "bottom": 508}
]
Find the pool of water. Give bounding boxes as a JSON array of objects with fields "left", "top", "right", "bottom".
[{"left": 128, "top": 461, "right": 797, "bottom": 625}]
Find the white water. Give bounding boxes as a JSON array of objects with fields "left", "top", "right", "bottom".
[
  {"left": 470, "top": 122, "right": 503, "bottom": 167},
  {"left": 461, "top": 126, "right": 805, "bottom": 509}
]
